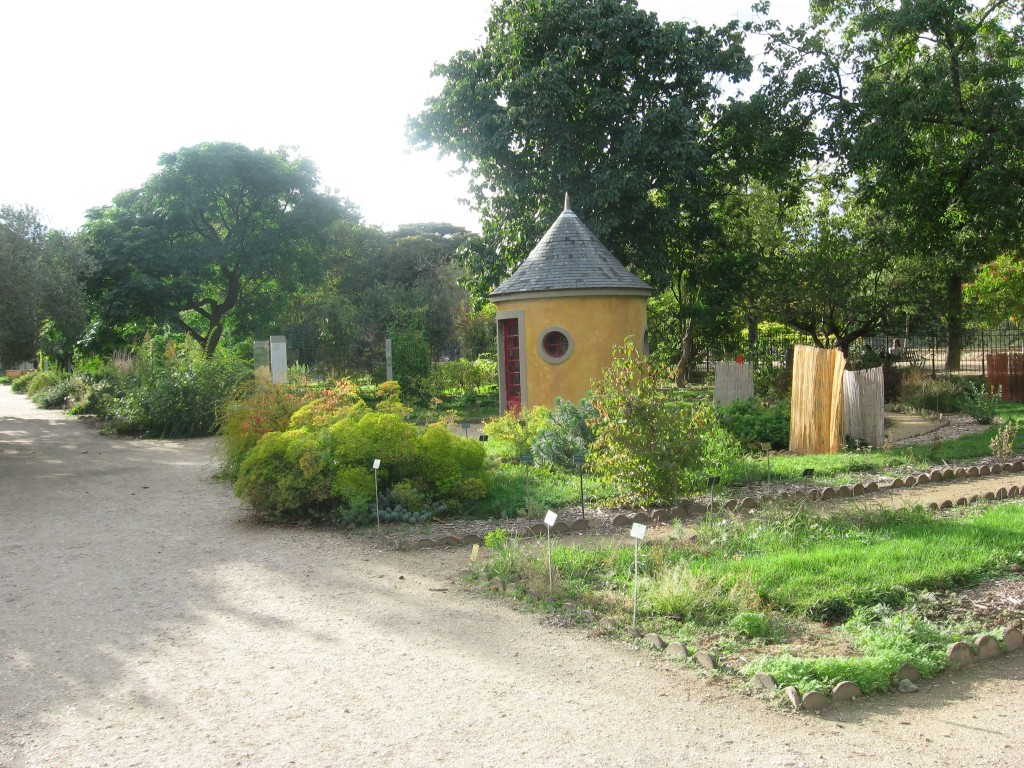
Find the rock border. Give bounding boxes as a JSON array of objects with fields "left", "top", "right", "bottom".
[{"left": 397, "top": 459, "right": 1024, "bottom": 550}]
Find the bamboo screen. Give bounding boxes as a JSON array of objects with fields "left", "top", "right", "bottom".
[
  {"left": 713, "top": 361, "right": 754, "bottom": 406},
  {"left": 987, "top": 353, "right": 1024, "bottom": 402},
  {"left": 843, "top": 366, "right": 885, "bottom": 448},
  {"left": 789, "top": 345, "right": 846, "bottom": 454}
]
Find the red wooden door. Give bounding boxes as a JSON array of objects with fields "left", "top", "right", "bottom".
[{"left": 500, "top": 318, "right": 521, "bottom": 413}]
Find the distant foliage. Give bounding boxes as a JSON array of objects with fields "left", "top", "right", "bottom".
[{"left": 588, "top": 342, "right": 740, "bottom": 506}]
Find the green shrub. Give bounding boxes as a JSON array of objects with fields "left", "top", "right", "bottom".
[
  {"left": 899, "top": 369, "right": 963, "bottom": 413},
  {"left": 483, "top": 405, "right": 551, "bottom": 460},
  {"left": 718, "top": 398, "right": 790, "bottom": 450},
  {"left": 427, "top": 358, "right": 485, "bottom": 399},
  {"left": 416, "top": 423, "right": 490, "bottom": 500},
  {"left": 10, "top": 371, "right": 38, "bottom": 393},
  {"left": 234, "top": 408, "right": 494, "bottom": 523},
  {"left": 588, "top": 342, "right": 741, "bottom": 506},
  {"left": 218, "top": 382, "right": 307, "bottom": 478},
  {"left": 531, "top": 397, "right": 597, "bottom": 471},
  {"left": 31, "top": 375, "right": 87, "bottom": 410},
  {"left": 108, "top": 335, "right": 250, "bottom": 437},
  {"left": 235, "top": 428, "right": 332, "bottom": 516},
  {"left": 729, "top": 611, "right": 782, "bottom": 641},
  {"left": 960, "top": 381, "right": 1001, "bottom": 424},
  {"left": 26, "top": 370, "right": 63, "bottom": 396}
]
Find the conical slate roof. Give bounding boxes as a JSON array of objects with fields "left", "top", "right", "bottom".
[{"left": 490, "top": 200, "right": 653, "bottom": 299}]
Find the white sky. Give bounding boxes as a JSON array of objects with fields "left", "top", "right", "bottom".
[{"left": 0, "top": 1, "right": 808, "bottom": 234}]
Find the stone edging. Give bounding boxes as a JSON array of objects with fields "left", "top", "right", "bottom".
[
  {"left": 404, "top": 459, "right": 1024, "bottom": 550},
  {"left": 774, "top": 626, "right": 1024, "bottom": 711}
]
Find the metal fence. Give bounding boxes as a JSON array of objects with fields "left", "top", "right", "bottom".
[{"left": 703, "top": 327, "right": 1024, "bottom": 377}]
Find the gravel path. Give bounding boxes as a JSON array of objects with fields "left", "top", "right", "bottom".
[{"left": 2, "top": 387, "right": 1023, "bottom": 767}]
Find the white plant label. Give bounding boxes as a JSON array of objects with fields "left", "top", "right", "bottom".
[
  {"left": 372, "top": 459, "right": 381, "bottom": 469},
  {"left": 544, "top": 510, "right": 557, "bottom": 527},
  {"left": 470, "top": 544, "right": 480, "bottom": 562},
  {"left": 630, "top": 523, "right": 647, "bottom": 540}
]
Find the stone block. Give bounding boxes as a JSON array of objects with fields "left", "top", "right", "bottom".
[
  {"left": 694, "top": 650, "right": 717, "bottom": 670},
  {"left": 831, "top": 681, "right": 861, "bottom": 702},
  {"left": 1002, "top": 627, "right": 1023, "bottom": 652},
  {"left": 947, "top": 641, "right": 976, "bottom": 668},
  {"left": 751, "top": 672, "right": 776, "bottom": 690},
  {"left": 801, "top": 690, "right": 829, "bottom": 711},
  {"left": 644, "top": 633, "right": 667, "bottom": 650},
  {"left": 665, "top": 642, "right": 689, "bottom": 659},
  {"left": 897, "top": 662, "right": 921, "bottom": 682},
  {"left": 976, "top": 634, "right": 1002, "bottom": 660}
]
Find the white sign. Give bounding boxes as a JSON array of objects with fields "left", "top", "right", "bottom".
[
  {"left": 372, "top": 459, "right": 381, "bottom": 470},
  {"left": 544, "top": 510, "right": 557, "bottom": 527},
  {"left": 630, "top": 523, "right": 647, "bottom": 540}
]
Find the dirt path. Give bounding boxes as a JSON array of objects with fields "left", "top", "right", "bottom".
[{"left": 1, "top": 387, "right": 1022, "bottom": 767}]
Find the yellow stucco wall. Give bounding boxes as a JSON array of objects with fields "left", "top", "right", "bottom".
[{"left": 494, "top": 294, "right": 648, "bottom": 410}]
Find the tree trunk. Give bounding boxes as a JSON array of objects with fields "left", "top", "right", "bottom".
[
  {"left": 675, "top": 319, "right": 693, "bottom": 387},
  {"left": 746, "top": 316, "right": 758, "bottom": 357},
  {"left": 945, "top": 273, "right": 963, "bottom": 371}
]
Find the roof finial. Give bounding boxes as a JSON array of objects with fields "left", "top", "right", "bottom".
[{"left": 564, "top": 192, "right": 571, "bottom": 212}]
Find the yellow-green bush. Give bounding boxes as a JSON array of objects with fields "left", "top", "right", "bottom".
[{"left": 234, "top": 408, "right": 493, "bottom": 523}]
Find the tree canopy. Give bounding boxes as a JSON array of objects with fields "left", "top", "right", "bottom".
[
  {"left": 410, "top": 0, "right": 752, "bottom": 287},
  {"left": 760, "top": 0, "right": 1024, "bottom": 363},
  {"left": 84, "top": 142, "right": 349, "bottom": 355},
  {"left": 0, "top": 206, "right": 91, "bottom": 367}
]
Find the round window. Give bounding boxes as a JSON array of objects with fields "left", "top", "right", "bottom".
[
  {"left": 538, "top": 327, "right": 573, "bottom": 364},
  {"left": 543, "top": 331, "right": 569, "bottom": 358}
]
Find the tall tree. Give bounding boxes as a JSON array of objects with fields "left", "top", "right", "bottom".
[
  {"left": 84, "top": 142, "right": 346, "bottom": 355},
  {"left": 755, "top": 178, "right": 916, "bottom": 352},
  {"left": 761, "top": 0, "right": 1024, "bottom": 366},
  {"left": 0, "top": 206, "right": 92, "bottom": 367},
  {"left": 409, "top": 0, "right": 754, "bottom": 380}
]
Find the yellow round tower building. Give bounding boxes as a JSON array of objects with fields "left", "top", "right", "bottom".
[{"left": 490, "top": 197, "right": 653, "bottom": 413}]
